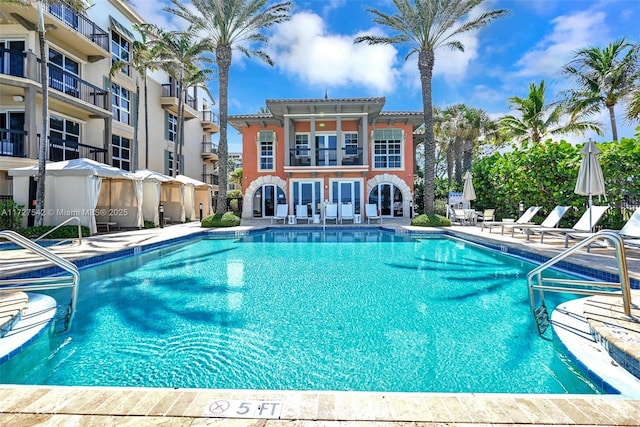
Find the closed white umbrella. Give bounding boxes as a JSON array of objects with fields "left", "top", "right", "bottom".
[
  {"left": 574, "top": 139, "right": 606, "bottom": 231},
  {"left": 462, "top": 171, "right": 476, "bottom": 204}
]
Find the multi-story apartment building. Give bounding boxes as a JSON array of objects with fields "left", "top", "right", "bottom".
[
  {"left": 229, "top": 97, "right": 423, "bottom": 221},
  {"left": 0, "top": 0, "right": 219, "bottom": 207}
]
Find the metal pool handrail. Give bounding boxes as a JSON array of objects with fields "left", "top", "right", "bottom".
[
  {"left": 33, "top": 216, "right": 83, "bottom": 246},
  {"left": 527, "top": 230, "right": 633, "bottom": 336},
  {"left": 0, "top": 230, "right": 80, "bottom": 331}
]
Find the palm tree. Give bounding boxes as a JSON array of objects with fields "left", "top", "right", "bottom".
[
  {"left": 561, "top": 38, "right": 640, "bottom": 141},
  {"left": 147, "top": 25, "right": 214, "bottom": 176},
  {"left": 4, "top": 0, "right": 87, "bottom": 225},
  {"left": 499, "top": 81, "right": 601, "bottom": 145},
  {"left": 625, "top": 80, "right": 640, "bottom": 122},
  {"left": 164, "top": 0, "right": 293, "bottom": 213},
  {"left": 355, "top": 0, "right": 508, "bottom": 215}
]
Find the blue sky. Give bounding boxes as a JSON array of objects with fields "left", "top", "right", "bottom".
[{"left": 133, "top": 0, "right": 640, "bottom": 152}]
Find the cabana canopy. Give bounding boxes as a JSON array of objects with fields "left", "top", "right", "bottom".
[
  {"left": 133, "top": 169, "right": 185, "bottom": 226},
  {"left": 176, "top": 175, "right": 213, "bottom": 220},
  {"left": 9, "top": 158, "right": 143, "bottom": 234}
]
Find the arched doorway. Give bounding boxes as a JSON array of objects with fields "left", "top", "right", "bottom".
[
  {"left": 252, "top": 185, "right": 286, "bottom": 218},
  {"left": 369, "top": 183, "right": 403, "bottom": 217}
]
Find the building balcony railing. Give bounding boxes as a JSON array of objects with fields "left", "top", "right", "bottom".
[
  {"left": 201, "top": 173, "right": 219, "bottom": 186},
  {"left": 201, "top": 110, "right": 220, "bottom": 132},
  {"left": 45, "top": 136, "right": 107, "bottom": 163},
  {"left": 1, "top": 49, "right": 110, "bottom": 111},
  {"left": 48, "top": 1, "right": 109, "bottom": 51},
  {"left": 47, "top": 63, "right": 110, "bottom": 110},
  {"left": 161, "top": 84, "right": 197, "bottom": 110},
  {"left": 201, "top": 140, "right": 218, "bottom": 155},
  {"left": 288, "top": 147, "right": 364, "bottom": 167},
  {"left": 0, "top": 128, "right": 27, "bottom": 157}
]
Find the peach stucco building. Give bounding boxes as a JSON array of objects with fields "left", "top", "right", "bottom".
[{"left": 229, "top": 97, "right": 423, "bottom": 222}]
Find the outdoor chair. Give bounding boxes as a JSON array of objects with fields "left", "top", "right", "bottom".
[
  {"left": 452, "top": 208, "right": 472, "bottom": 225},
  {"left": 325, "top": 203, "right": 338, "bottom": 224},
  {"left": 340, "top": 202, "right": 354, "bottom": 224},
  {"left": 365, "top": 203, "right": 382, "bottom": 224},
  {"left": 476, "top": 209, "right": 495, "bottom": 223},
  {"left": 534, "top": 205, "right": 609, "bottom": 247},
  {"left": 481, "top": 206, "right": 542, "bottom": 233},
  {"left": 501, "top": 205, "right": 569, "bottom": 239},
  {"left": 565, "top": 207, "right": 640, "bottom": 249},
  {"left": 271, "top": 204, "right": 288, "bottom": 224},
  {"left": 295, "top": 204, "right": 311, "bottom": 224}
]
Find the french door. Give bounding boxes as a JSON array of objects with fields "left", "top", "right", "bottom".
[
  {"left": 315, "top": 134, "right": 337, "bottom": 166},
  {"left": 331, "top": 181, "right": 361, "bottom": 214},
  {"left": 369, "top": 184, "right": 403, "bottom": 217},
  {"left": 292, "top": 181, "right": 322, "bottom": 216}
]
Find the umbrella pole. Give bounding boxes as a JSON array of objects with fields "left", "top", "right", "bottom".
[{"left": 589, "top": 194, "right": 593, "bottom": 232}]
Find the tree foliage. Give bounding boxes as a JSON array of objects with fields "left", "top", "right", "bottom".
[{"left": 471, "top": 133, "right": 640, "bottom": 228}]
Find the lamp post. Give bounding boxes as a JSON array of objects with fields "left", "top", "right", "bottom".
[
  {"left": 199, "top": 202, "right": 203, "bottom": 221},
  {"left": 519, "top": 200, "right": 524, "bottom": 215},
  {"left": 159, "top": 203, "right": 164, "bottom": 228}
]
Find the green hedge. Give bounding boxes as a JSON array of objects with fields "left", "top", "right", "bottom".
[
  {"left": 201, "top": 212, "right": 241, "bottom": 228},
  {"left": 18, "top": 225, "right": 90, "bottom": 239},
  {"left": 411, "top": 214, "right": 451, "bottom": 227}
]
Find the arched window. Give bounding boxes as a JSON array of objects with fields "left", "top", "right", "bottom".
[
  {"left": 252, "top": 185, "right": 286, "bottom": 218},
  {"left": 369, "top": 184, "right": 403, "bottom": 217}
]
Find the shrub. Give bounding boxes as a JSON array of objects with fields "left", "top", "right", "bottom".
[
  {"left": 143, "top": 220, "right": 156, "bottom": 229},
  {"left": 411, "top": 214, "right": 451, "bottom": 227},
  {"left": 18, "top": 225, "right": 90, "bottom": 239},
  {"left": 201, "top": 212, "right": 241, "bottom": 228},
  {"left": 0, "top": 200, "right": 24, "bottom": 231}
]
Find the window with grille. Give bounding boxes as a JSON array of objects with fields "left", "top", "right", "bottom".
[
  {"left": 373, "top": 129, "right": 402, "bottom": 169},
  {"left": 112, "top": 83, "right": 131, "bottom": 125},
  {"left": 259, "top": 131, "right": 275, "bottom": 171},
  {"left": 112, "top": 135, "right": 131, "bottom": 171}
]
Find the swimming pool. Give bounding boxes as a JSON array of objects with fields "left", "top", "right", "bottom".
[{"left": 1, "top": 230, "right": 601, "bottom": 393}]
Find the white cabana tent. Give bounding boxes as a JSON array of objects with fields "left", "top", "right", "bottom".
[
  {"left": 133, "top": 169, "right": 185, "bottom": 226},
  {"left": 176, "top": 175, "right": 213, "bottom": 220},
  {"left": 9, "top": 158, "right": 143, "bottom": 234}
]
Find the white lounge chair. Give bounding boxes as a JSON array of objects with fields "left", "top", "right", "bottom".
[
  {"left": 502, "top": 205, "right": 570, "bottom": 239},
  {"left": 271, "top": 204, "right": 288, "bottom": 224},
  {"left": 325, "top": 203, "right": 338, "bottom": 224},
  {"left": 365, "top": 203, "right": 382, "bottom": 224},
  {"left": 536, "top": 205, "right": 609, "bottom": 247},
  {"left": 567, "top": 207, "right": 640, "bottom": 249},
  {"left": 295, "top": 204, "right": 311, "bottom": 224},
  {"left": 481, "top": 206, "right": 542, "bottom": 232},
  {"left": 340, "top": 202, "right": 354, "bottom": 224}
]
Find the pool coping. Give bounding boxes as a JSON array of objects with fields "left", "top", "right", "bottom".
[{"left": 2, "top": 223, "right": 639, "bottom": 424}]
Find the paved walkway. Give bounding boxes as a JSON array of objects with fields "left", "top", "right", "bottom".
[{"left": 1, "top": 220, "right": 639, "bottom": 425}]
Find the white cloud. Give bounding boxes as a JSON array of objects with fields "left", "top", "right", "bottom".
[
  {"left": 267, "top": 11, "right": 399, "bottom": 93},
  {"left": 514, "top": 10, "right": 608, "bottom": 78}
]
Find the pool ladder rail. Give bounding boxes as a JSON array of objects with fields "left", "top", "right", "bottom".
[
  {"left": 0, "top": 230, "right": 79, "bottom": 332},
  {"left": 527, "top": 230, "right": 634, "bottom": 338}
]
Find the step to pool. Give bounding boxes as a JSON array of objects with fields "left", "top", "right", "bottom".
[
  {"left": 0, "top": 292, "right": 57, "bottom": 365},
  {"left": 552, "top": 297, "right": 640, "bottom": 398},
  {"left": 0, "top": 291, "right": 28, "bottom": 338}
]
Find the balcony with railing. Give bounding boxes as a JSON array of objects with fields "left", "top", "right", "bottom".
[
  {"left": 288, "top": 147, "right": 365, "bottom": 167},
  {"left": 201, "top": 139, "right": 219, "bottom": 162},
  {"left": 2, "top": 1, "right": 109, "bottom": 58},
  {"left": 48, "top": 1, "right": 109, "bottom": 53},
  {"left": 161, "top": 84, "right": 198, "bottom": 119},
  {"left": 46, "top": 136, "right": 107, "bottom": 163},
  {"left": 201, "top": 110, "right": 220, "bottom": 133},
  {"left": 47, "top": 63, "right": 110, "bottom": 111},
  {"left": 0, "top": 49, "right": 110, "bottom": 114},
  {"left": 0, "top": 129, "right": 27, "bottom": 158},
  {"left": 201, "top": 173, "right": 219, "bottom": 186}
]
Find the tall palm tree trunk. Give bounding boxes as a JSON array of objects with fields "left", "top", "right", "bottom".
[
  {"left": 215, "top": 44, "right": 231, "bottom": 214},
  {"left": 419, "top": 49, "right": 436, "bottom": 215},
  {"left": 608, "top": 104, "right": 618, "bottom": 141},
  {"left": 454, "top": 136, "right": 463, "bottom": 184},
  {"left": 133, "top": 80, "right": 140, "bottom": 171},
  {"left": 175, "top": 78, "right": 184, "bottom": 177},
  {"left": 35, "top": 2, "right": 48, "bottom": 227}
]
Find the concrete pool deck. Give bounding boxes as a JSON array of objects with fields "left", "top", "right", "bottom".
[{"left": 1, "top": 220, "right": 639, "bottom": 425}]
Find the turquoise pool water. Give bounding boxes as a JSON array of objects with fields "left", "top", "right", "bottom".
[{"left": 2, "top": 230, "right": 600, "bottom": 393}]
